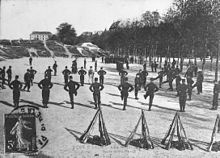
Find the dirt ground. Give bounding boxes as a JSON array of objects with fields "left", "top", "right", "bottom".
[{"left": 0, "top": 57, "right": 220, "bottom": 158}]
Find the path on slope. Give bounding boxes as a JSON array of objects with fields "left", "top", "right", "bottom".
[
  {"left": 55, "top": 41, "right": 72, "bottom": 58},
  {"left": 43, "top": 40, "right": 55, "bottom": 58}
]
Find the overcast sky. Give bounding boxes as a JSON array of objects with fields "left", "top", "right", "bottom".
[{"left": 1, "top": 0, "right": 173, "bottom": 39}]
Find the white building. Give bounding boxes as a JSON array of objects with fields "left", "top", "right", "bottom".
[{"left": 30, "top": 31, "right": 52, "bottom": 41}]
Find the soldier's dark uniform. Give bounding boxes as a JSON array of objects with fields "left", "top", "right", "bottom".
[
  {"left": 175, "top": 75, "right": 181, "bottom": 96},
  {"left": 84, "top": 58, "right": 86, "bottom": 69},
  {"left": 187, "top": 76, "right": 194, "bottom": 100},
  {"left": 71, "top": 60, "right": 77, "bottom": 74},
  {"left": 45, "top": 67, "right": 53, "bottom": 82},
  {"left": 9, "top": 76, "right": 22, "bottom": 107},
  {"left": 64, "top": 77, "right": 80, "bottom": 109},
  {"left": 6, "top": 66, "right": 12, "bottom": 84},
  {"left": 178, "top": 79, "right": 188, "bottom": 112},
  {"left": 194, "top": 71, "right": 204, "bottom": 94},
  {"left": 212, "top": 82, "right": 220, "bottom": 110},
  {"left": 89, "top": 78, "right": 104, "bottom": 109},
  {"left": 38, "top": 76, "right": 53, "bottom": 107},
  {"left": 23, "top": 70, "right": 31, "bottom": 92},
  {"left": 118, "top": 78, "right": 134, "bottom": 110},
  {"left": 97, "top": 68, "right": 107, "bottom": 84},
  {"left": 141, "top": 70, "right": 148, "bottom": 88},
  {"left": 29, "top": 67, "right": 37, "bottom": 86},
  {"left": 163, "top": 69, "right": 175, "bottom": 91},
  {"left": 29, "top": 57, "right": 33, "bottom": 66},
  {"left": 78, "top": 67, "right": 87, "bottom": 86},
  {"left": 53, "top": 62, "right": 58, "bottom": 76},
  {"left": 185, "top": 67, "right": 193, "bottom": 78},
  {"left": 144, "top": 79, "right": 159, "bottom": 111},
  {"left": 153, "top": 68, "right": 165, "bottom": 88},
  {"left": 62, "top": 67, "right": 71, "bottom": 84},
  {"left": 119, "top": 69, "right": 128, "bottom": 85},
  {"left": 134, "top": 75, "right": 141, "bottom": 99}
]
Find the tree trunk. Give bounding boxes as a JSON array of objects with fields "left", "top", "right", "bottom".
[{"left": 215, "top": 43, "right": 219, "bottom": 82}]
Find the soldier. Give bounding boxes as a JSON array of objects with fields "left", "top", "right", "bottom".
[
  {"left": 29, "top": 67, "right": 37, "bottom": 86},
  {"left": 88, "top": 66, "right": 94, "bottom": 84},
  {"left": 143, "top": 62, "right": 147, "bottom": 71},
  {"left": 162, "top": 69, "right": 175, "bottom": 91},
  {"left": 141, "top": 69, "right": 148, "bottom": 88},
  {"left": 144, "top": 78, "right": 159, "bottom": 111},
  {"left": 23, "top": 69, "right": 31, "bottom": 92},
  {"left": 118, "top": 77, "right": 134, "bottom": 110},
  {"left": 134, "top": 74, "right": 141, "bottom": 99},
  {"left": 95, "top": 60, "right": 97, "bottom": 72},
  {"left": 185, "top": 66, "right": 193, "bottom": 78},
  {"left": 62, "top": 66, "right": 71, "bottom": 84},
  {"left": 154, "top": 61, "right": 158, "bottom": 72},
  {"left": 178, "top": 79, "right": 188, "bottom": 112},
  {"left": 153, "top": 68, "right": 165, "bottom": 88},
  {"left": 97, "top": 67, "right": 107, "bottom": 84},
  {"left": 119, "top": 69, "right": 128, "bottom": 85},
  {"left": 38, "top": 75, "right": 53, "bottom": 108},
  {"left": 151, "top": 61, "right": 154, "bottom": 72},
  {"left": 84, "top": 58, "right": 87, "bottom": 69},
  {"left": 187, "top": 76, "right": 194, "bottom": 100},
  {"left": 29, "top": 57, "right": 33, "bottom": 66},
  {"left": 1, "top": 66, "right": 6, "bottom": 88},
  {"left": 6, "top": 66, "right": 12, "bottom": 84},
  {"left": 89, "top": 77, "right": 104, "bottom": 109},
  {"left": 53, "top": 61, "right": 58, "bottom": 76},
  {"left": 175, "top": 74, "right": 181, "bottom": 96},
  {"left": 71, "top": 60, "right": 77, "bottom": 74},
  {"left": 9, "top": 75, "right": 22, "bottom": 107},
  {"left": 78, "top": 67, "right": 87, "bottom": 86},
  {"left": 193, "top": 71, "right": 204, "bottom": 94},
  {"left": 45, "top": 66, "right": 53, "bottom": 82},
  {"left": 64, "top": 76, "right": 80, "bottom": 109},
  {"left": 212, "top": 81, "right": 220, "bottom": 110}
]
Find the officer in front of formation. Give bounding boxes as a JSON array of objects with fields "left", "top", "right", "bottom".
[
  {"left": 38, "top": 75, "right": 53, "bottom": 108},
  {"left": 62, "top": 66, "right": 71, "bottom": 84},
  {"left": 178, "top": 79, "right": 188, "bottom": 112},
  {"left": 78, "top": 67, "right": 87, "bottom": 86},
  {"left": 64, "top": 76, "right": 80, "bottom": 109},
  {"left": 89, "top": 77, "right": 104, "bottom": 109},
  {"left": 118, "top": 77, "right": 134, "bottom": 110},
  {"left": 97, "top": 67, "right": 107, "bottom": 84},
  {"left": 9, "top": 75, "right": 23, "bottom": 108}
]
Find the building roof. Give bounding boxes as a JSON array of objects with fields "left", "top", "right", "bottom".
[{"left": 31, "top": 31, "right": 52, "bottom": 35}]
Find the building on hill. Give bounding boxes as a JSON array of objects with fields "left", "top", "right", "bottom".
[
  {"left": 93, "top": 31, "right": 103, "bottom": 35},
  {"left": 30, "top": 31, "right": 52, "bottom": 41},
  {"left": 81, "top": 32, "right": 93, "bottom": 36}
]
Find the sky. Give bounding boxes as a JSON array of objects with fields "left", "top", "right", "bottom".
[{"left": 0, "top": 0, "right": 173, "bottom": 39}]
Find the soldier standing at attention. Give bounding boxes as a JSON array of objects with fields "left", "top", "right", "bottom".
[
  {"left": 45, "top": 66, "right": 53, "bottom": 82},
  {"left": 23, "top": 69, "right": 31, "bottom": 92},
  {"left": 97, "top": 67, "right": 107, "bottom": 85},
  {"left": 119, "top": 69, "right": 128, "bottom": 85},
  {"left": 6, "top": 66, "right": 12, "bottom": 85},
  {"left": 178, "top": 79, "right": 188, "bottom": 112},
  {"left": 78, "top": 67, "right": 87, "bottom": 86},
  {"left": 212, "top": 81, "right": 220, "bottom": 110},
  {"left": 29, "top": 67, "right": 37, "bottom": 86},
  {"left": 89, "top": 77, "right": 104, "bottom": 109},
  {"left": 9, "top": 75, "right": 22, "bottom": 108},
  {"left": 62, "top": 66, "right": 71, "bottom": 84},
  {"left": 144, "top": 78, "right": 159, "bottom": 111},
  {"left": 64, "top": 76, "right": 80, "bottom": 109},
  {"left": 53, "top": 61, "right": 58, "bottom": 76},
  {"left": 38, "top": 75, "right": 53, "bottom": 108},
  {"left": 134, "top": 74, "right": 141, "bottom": 99},
  {"left": 118, "top": 77, "right": 134, "bottom": 110}
]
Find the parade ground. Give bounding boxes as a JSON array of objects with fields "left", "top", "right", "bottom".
[{"left": 0, "top": 57, "right": 220, "bottom": 158}]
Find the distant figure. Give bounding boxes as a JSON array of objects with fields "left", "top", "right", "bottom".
[
  {"left": 9, "top": 75, "right": 22, "bottom": 107},
  {"left": 38, "top": 75, "right": 53, "bottom": 108},
  {"left": 134, "top": 74, "right": 141, "bottom": 99},
  {"left": 143, "top": 62, "right": 147, "bottom": 71},
  {"left": 89, "top": 77, "right": 104, "bottom": 109},
  {"left": 193, "top": 71, "right": 204, "bottom": 94},
  {"left": 44, "top": 66, "right": 53, "bottom": 82},
  {"left": 64, "top": 76, "right": 80, "bottom": 109},
  {"left": 6, "top": 66, "right": 12, "bottom": 85},
  {"left": 118, "top": 77, "right": 134, "bottom": 110},
  {"left": 178, "top": 79, "right": 188, "bottom": 112},
  {"left": 23, "top": 69, "right": 31, "bottom": 92},
  {"left": 29, "top": 57, "right": 33, "bottom": 66},
  {"left": 62, "top": 66, "right": 71, "bottom": 84},
  {"left": 141, "top": 69, "right": 148, "bottom": 88},
  {"left": 71, "top": 60, "right": 77, "bottom": 74},
  {"left": 175, "top": 74, "right": 181, "bottom": 96},
  {"left": 53, "top": 61, "right": 58, "bottom": 76},
  {"left": 88, "top": 66, "right": 94, "bottom": 84},
  {"left": 154, "top": 61, "right": 158, "bottom": 72},
  {"left": 212, "top": 81, "right": 220, "bottom": 110},
  {"left": 119, "top": 69, "right": 128, "bottom": 85},
  {"left": 97, "top": 67, "right": 107, "bottom": 84},
  {"left": 1, "top": 66, "right": 6, "bottom": 88},
  {"left": 78, "top": 67, "right": 87, "bottom": 86},
  {"left": 144, "top": 78, "right": 159, "bottom": 111},
  {"left": 84, "top": 58, "right": 87, "bottom": 69},
  {"left": 187, "top": 76, "right": 194, "bottom": 100},
  {"left": 152, "top": 68, "right": 165, "bottom": 88},
  {"left": 29, "top": 67, "right": 37, "bottom": 86}
]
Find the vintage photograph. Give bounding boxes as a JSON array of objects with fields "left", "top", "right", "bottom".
[{"left": 0, "top": 0, "right": 220, "bottom": 157}]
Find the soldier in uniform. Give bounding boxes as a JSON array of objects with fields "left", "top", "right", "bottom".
[
  {"left": 62, "top": 66, "right": 71, "bottom": 84},
  {"left": 38, "top": 75, "right": 53, "bottom": 108},
  {"left": 45, "top": 66, "right": 53, "bottom": 82},
  {"left": 119, "top": 69, "right": 128, "bottom": 85},
  {"left": 9, "top": 75, "right": 22, "bottom": 107},
  {"left": 1, "top": 66, "right": 6, "bottom": 88},
  {"left": 71, "top": 60, "right": 77, "bottom": 74},
  {"left": 97, "top": 67, "right": 107, "bottom": 84},
  {"left": 153, "top": 68, "right": 165, "bottom": 88},
  {"left": 84, "top": 58, "right": 87, "bottom": 69},
  {"left": 141, "top": 69, "right": 149, "bottom": 88},
  {"left": 89, "top": 77, "right": 104, "bottom": 109},
  {"left": 29, "top": 57, "right": 33, "bottom": 66},
  {"left": 178, "top": 79, "right": 188, "bottom": 112},
  {"left": 53, "top": 61, "right": 58, "bottom": 76},
  {"left": 6, "top": 66, "right": 12, "bottom": 84},
  {"left": 29, "top": 67, "right": 37, "bottom": 86},
  {"left": 212, "top": 81, "right": 220, "bottom": 110},
  {"left": 88, "top": 66, "right": 95, "bottom": 84},
  {"left": 134, "top": 74, "right": 141, "bottom": 99},
  {"left": 144, "top": 78, "right": 159, "bottom": 111},
  {"left": 175, "top": 74, "right": 181, "bottom": 96},
  {"left": 64, "top": 76, "right": 80, "bottom": 109},
  {"left": 23, "top": 69, "right": 31, "bottom": 92},
  {"left": 118, "top": 77, "right": 134, "bottom": 110},
  {"left": 78, "top": 67, "right": 87, "bottom": 86},
  {"left": 187, "top": 76, "right": 194, "bottom": 100}
]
